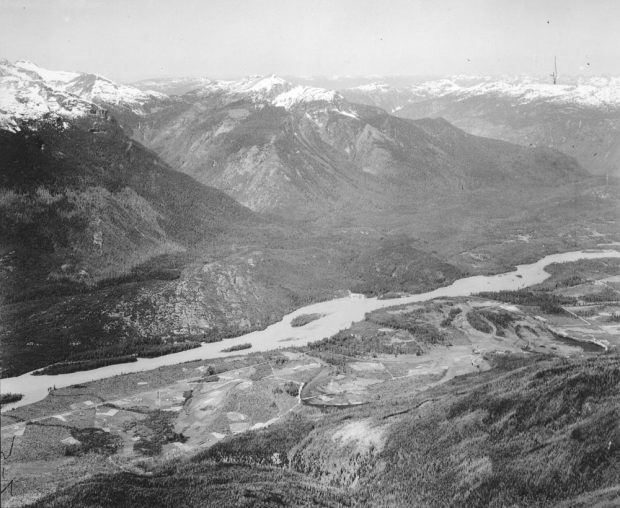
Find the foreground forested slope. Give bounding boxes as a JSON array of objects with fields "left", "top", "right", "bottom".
[{"left": 30, "top": 352, "right": 620, "bottom": 507}]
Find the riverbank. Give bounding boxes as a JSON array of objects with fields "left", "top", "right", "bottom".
[{"left": 2, "top": 249, "right": 619, "bottom": 412}]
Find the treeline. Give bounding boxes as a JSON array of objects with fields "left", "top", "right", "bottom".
[
  {"left": 221, "top": 343, "right": 252, "bottom": 353},
  {"left": 32, "top": 340, "right": 203, "bottom": 375},
  {"left": 466, "top": 310, "right": 493, "bottom": 333},
  {"left": 64, "top": 427, "right": 123, "bottom": 457},
  {"left": 479, "top": 309, "right": 515, "bottom": 336},
  {"left": 308, "top": 330, "right": 423, "bottom": 359},
  {"left": 195, "top": 414, "right": 315, "bottom": 467},
  {"left": 440, "top": 307, "right": 462, "bottom": 327},
  {"left": 138, "top": 341, "right": 202, "bottom": 358},
  {"left": 582, "top": 288, "right": 620, "bottom": 303},
  {"left": 291, "top": 313, "right": 324, "bottom": 327},
  {"left": 367, "top": 312, "right": 446, "bottom": 345},
  {"left": 468, "top": 308, "right": 521, "bottom": 337},
  {"left": 0, "top": 392, "right": 23, "bottom": 406},
  {"left": 478, "top": 290, "right": 575, "bottom": 314},
  {"left": 125, "top": 410, "right": 186, "bottom": 456},
  {"left": 33, "top": 355, "right": 138, "bottom": 375},
  {"left": 28, "top": 463, "right": 352, "bottom": 507},
  {"left": 67, "top": 340, "right": 202, "bottom": 362},
  {"left": 3, "top": 264, "right": 185, "bottom": 305},
  {"left": 94, "top": 268, "right": 181, "bottom": 289}
]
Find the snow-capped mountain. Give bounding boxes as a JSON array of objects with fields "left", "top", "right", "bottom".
[
  {"left": 408, "top": 76, "right": 620, "bottom": 109},
  {"left": 187, "top": 74, "right": 347, "bottom": 111},
  {"left": 195, "top": 74, "right": 291, "bottom": 98},
  {"left": 13, "top": 60, "right": 167, "bottom": 109},
  {"left": 343, "top": 75, "right": 620, "bottom": 176},
  {"left": 0, "top": 60, "right": 94, "bottom": 131},
  {"left": 134, "top": 73, "right": 345, "bottom": 109},
  {"left": 0, "top": 60, "right": 168, "bottom": 131},
  {"left": 345, "top": 75, "right": 620, "bottom": 112},
  {"left": 272, "top": 84, "right": 342, "bottom": 110},
  {"left": 131, "top": 76, "right": 216, "bottom": 96},
  {"left": 61, "top": 72, "right": 167, "bottom": 109},
  {"left": 11, "top": 59, "right": 81, "bottom": 83}
]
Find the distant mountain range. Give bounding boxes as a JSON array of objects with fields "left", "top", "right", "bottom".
[
  {"left": 2, "top": 60, "right": 617, "bottom": 265},
  {"left": 340, "top": 75, "right": 620, "bottom": 177},
  {"left": 132, "top": 72, "right": 620, "bottom": 177},
  {"left": 116, "top": 72, "right": 585, "bottom": 218}
]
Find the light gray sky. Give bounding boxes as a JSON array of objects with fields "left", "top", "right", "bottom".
[{"left": 1, "top": 0, "right": 618, "bottom": 82}]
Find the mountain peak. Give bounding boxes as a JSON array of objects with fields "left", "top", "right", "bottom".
[
  {"left": 0, "top": 60, "right": 168, "bottom": 129},
  {"left": 244, "top": 74, "right": 290, "bottom": 91},
  {"left": 215, "top": 74, "right": 293, "bottom": 98},
  {"left": 188, "top": 74, "right": 345, "bottom": 110},
  {"left": 14, "top": 59, "right": 80, "bottom": 83},
  {"left": 272, "top": 85, "right": 343, "bottom": 109}
]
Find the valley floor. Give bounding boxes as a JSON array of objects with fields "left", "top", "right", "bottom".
[{"left": 2, "top": 256, "right": 619, "bottom": 507}]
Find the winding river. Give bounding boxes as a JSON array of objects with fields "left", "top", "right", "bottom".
[{"left": 2, "top": 249, "right": 619, "bottom": 412}]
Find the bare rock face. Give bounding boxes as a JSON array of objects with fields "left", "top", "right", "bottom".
[{"left": 104, "top": 258, "right": 282, "bottom": 338}]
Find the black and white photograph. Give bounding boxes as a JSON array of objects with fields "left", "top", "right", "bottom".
[{"left": 1, "top": 0, "right": 619, "bottom": 506}]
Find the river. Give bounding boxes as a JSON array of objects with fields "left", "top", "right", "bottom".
[{"left": 2, "top": 249, "right": 619, "bottom": 412}]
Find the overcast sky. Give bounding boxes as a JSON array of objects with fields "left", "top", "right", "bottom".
[{"left": 1, "top": 0, "right": 618, "bottom": 82}]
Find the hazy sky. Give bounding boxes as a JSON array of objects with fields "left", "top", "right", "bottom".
[{"left": 1, "top": 0, "right": 619, "bottom": 82}]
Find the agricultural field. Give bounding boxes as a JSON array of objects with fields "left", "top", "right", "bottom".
[
  {"left": 0, "top": 352, "right": 321, "bottom": 506},
  {"left": 520, "top": 258, "right": 620, "bottom": 349},
  {"left": 298, "top": 292, "right": 610, "bottom": 408}
]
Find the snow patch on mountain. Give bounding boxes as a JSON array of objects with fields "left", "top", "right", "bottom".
[
  {"left": 62, "top": 73, "right": 167, "bottom": 109},
  {"left": 354, "top": 83, "right": 394, "bottom": 93},
  {"left": 131, "top": 76, "right": 216, "bottom": 95},
  {"left": 243, "top": 75, "right": 290, "bottom": 93},
  {"left": 273, "top": 85, "right": 341, "bottom": 109},
  {"left": 0, "top": 61, "right": 94, "bottom": 131},
  {"left": 0, "top": 60, "right": 169, "bottom": 130},
  {"left": 415, "top": 77, "right": 620, "bottom": 107},
  {"left": 194, "top": 75, "right": 291, "bottom": 100},
  {"left": 191, "top": 74, "right": 347, "bottom": 110},
  {"left": 349, "top": 75, "right": 620, "bottom": 109},
  {"left": 14, "top": 60, "right": 80, "bottom": 84}
]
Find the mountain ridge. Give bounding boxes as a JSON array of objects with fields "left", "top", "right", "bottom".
[{"left": 341, "top": 75, "right": 620, "bottom": 177}]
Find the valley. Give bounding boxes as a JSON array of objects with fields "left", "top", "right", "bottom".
[
  {"left": 3, "top": 61, "right": 619, "bottom": 382},
  {"left": 1, "top": 56, "right": 619, "bottom": 508},
  {"left": 2, "top": 249, "right": 618, "bottom": 411}
]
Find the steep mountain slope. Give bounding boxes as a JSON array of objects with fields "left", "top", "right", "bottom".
[
  {"left": 0, "top": 116, "right": 251, "bottom": 290},
  {"left": 0, "top": 66, "right": 309, "bottom": 375},
  {"left": 0, "top": 110, "right": 282, "bottom": 377},
  {"left": 343, "top": 76, "right": 620, "bottom": 177},
  {"left": 122, "top": 74, "right": 586, "bottom": 219}
]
